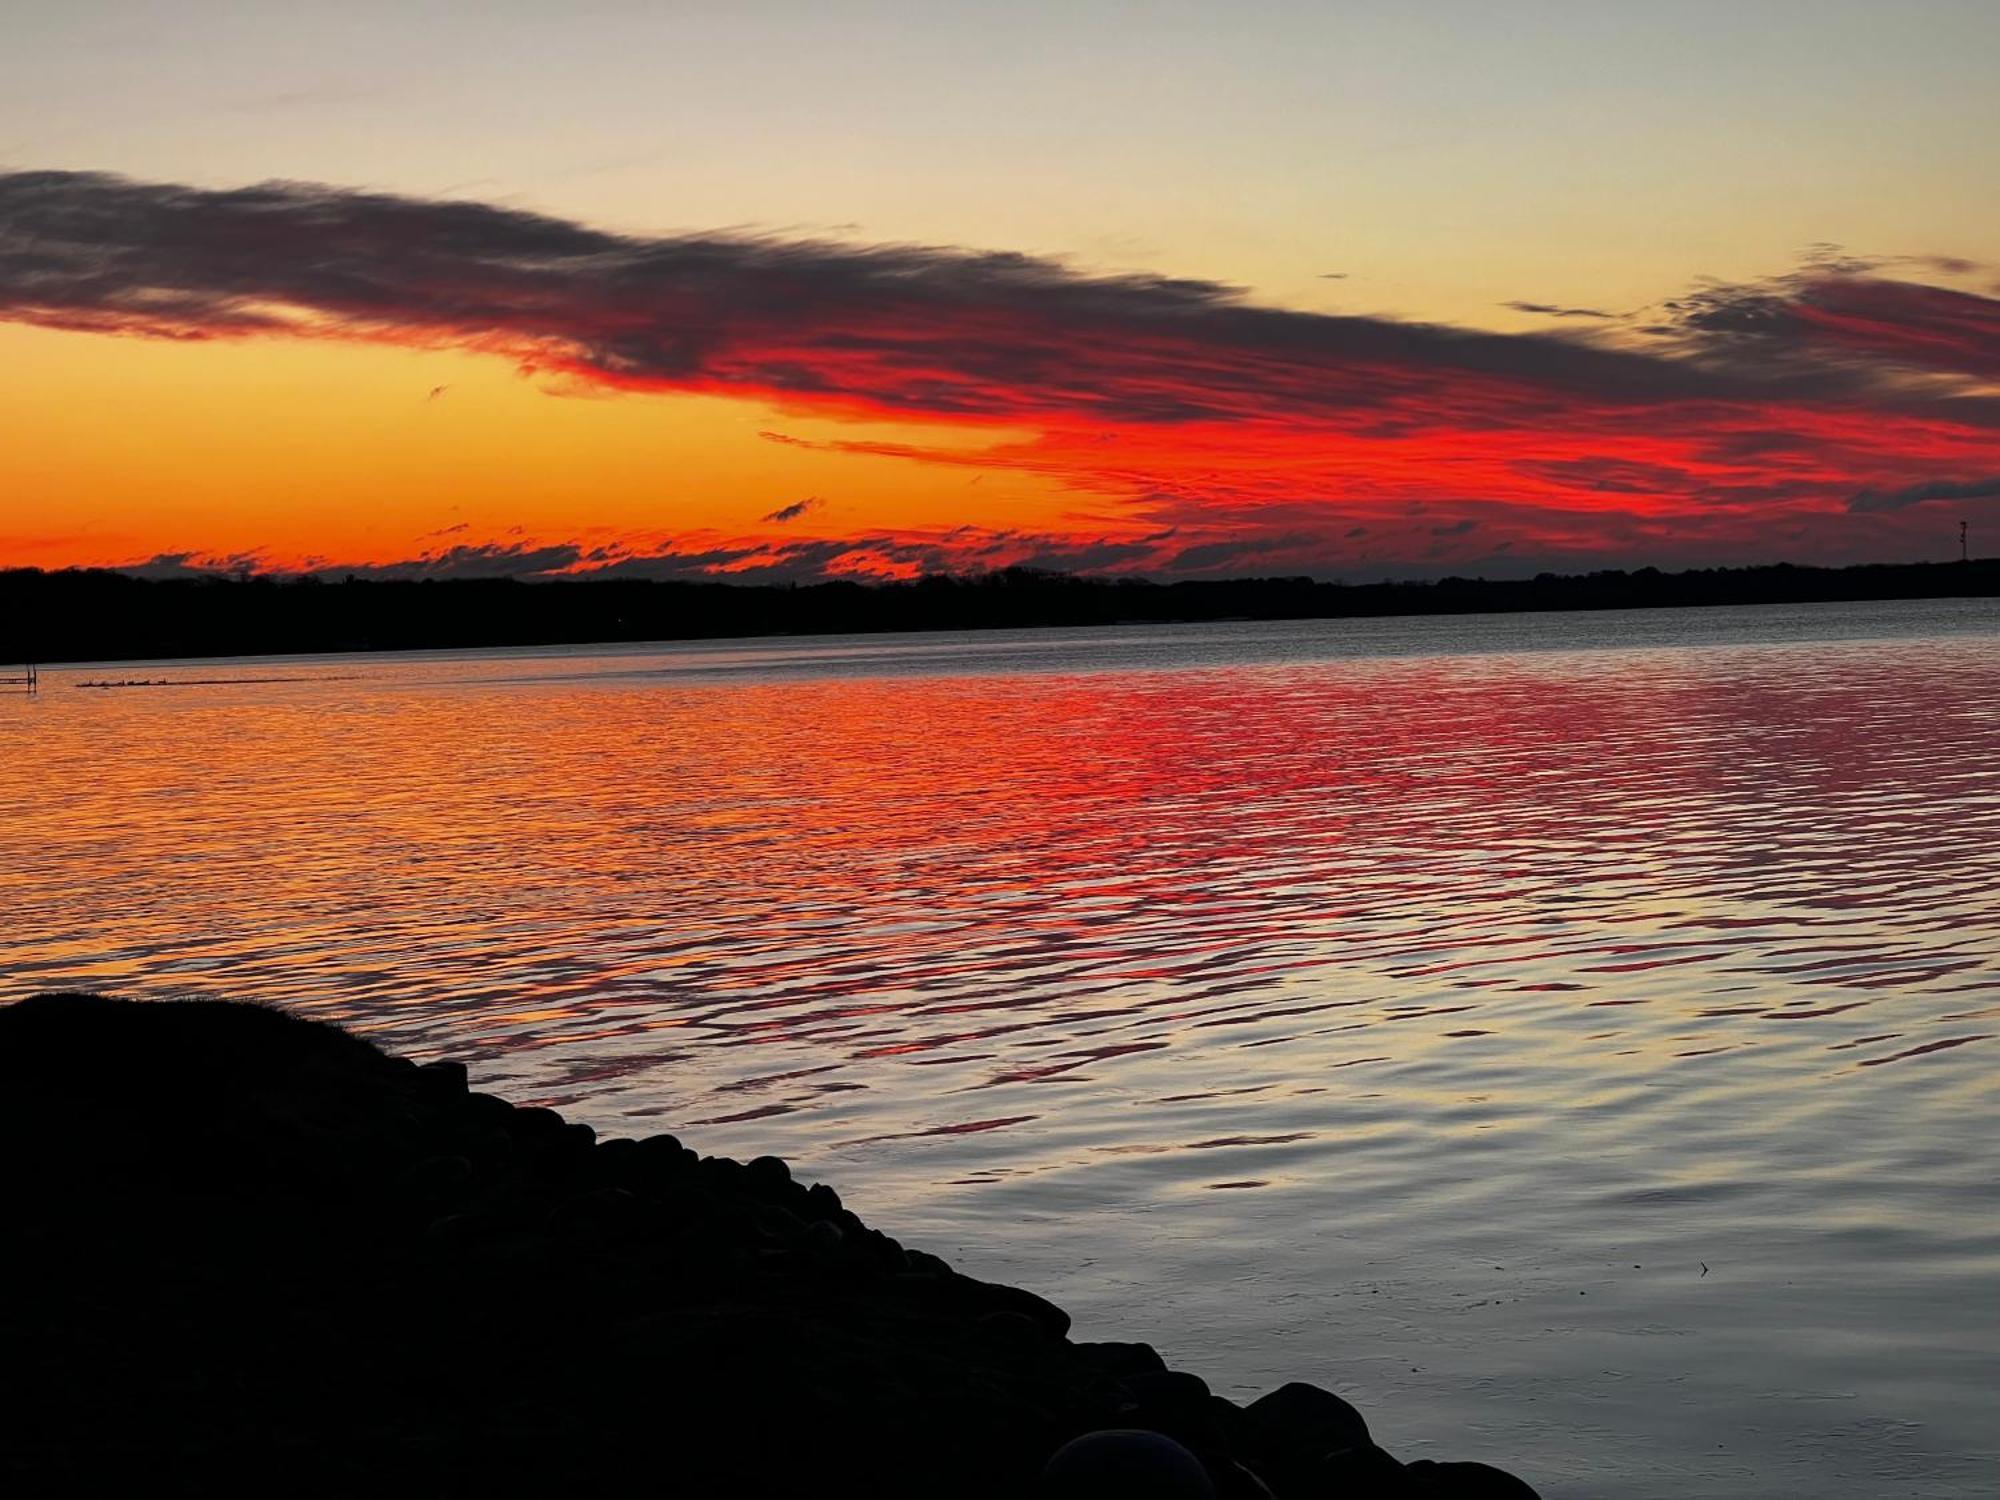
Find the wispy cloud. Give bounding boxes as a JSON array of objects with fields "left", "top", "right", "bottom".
[
  {"left": 1847, "top": 474, "right": 2000, "bottom": 513},
  {"left": 1655, "top": 262, "right": 2000, "bottom": 380},
  {"left": 1505, "top": 300, "right": 1616, "bottom": 320},
  {"left": 761, "top": 496, "right": 824, "bottom": 524}
]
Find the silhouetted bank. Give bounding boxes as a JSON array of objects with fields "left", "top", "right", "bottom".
[
  {"left": 1, "top": 995, "right": 1540, "bottom": 1498},
  {"left": 4, "top": 558, "right": 1994, "bottom": 665}
]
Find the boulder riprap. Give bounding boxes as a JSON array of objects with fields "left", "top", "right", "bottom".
[{"left": 0, "top": 994, "right": 1540, "bottom": 1498}]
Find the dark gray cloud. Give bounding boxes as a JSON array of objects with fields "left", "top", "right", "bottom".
[
  {"left": 307, "top": 541, "right": 588, "bottom": 579},
  {"left": 1161, "top": 535, "right": 1319, "bottom": 573},
  {"left": 255, "top": 526, "right": 1193, "bottom": 586},
  {"left": 1910, "top": 255, "right": 1982, "bottom": 277},
  {"left": 761, "top": 496, "right": 824, "bottom": 523},
  {"left": 122, "top": 550, "right": 265, "bottom": 580},
  {"left": 1505, "top": 300, "right": 1616, "bottom": 320},
  {"left": 1658, "top": 266, "right": 2000, "bottom": 381},
  {"left": 5, "top": 166, "right": 1981, "bottom": 443},
  {"left": 1846, "top": 475, "right": 2000, "bottom": 513},
  {"left": 1002, "top": 534, "right": 1175, "bottom": 574},
  {"left": 556, "top": 540, "right": 872, "bottom": 584}
]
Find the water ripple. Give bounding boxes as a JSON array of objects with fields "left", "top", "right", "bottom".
[{"left": 4, "top": 600, "right": 1999, "bottom": 1497}]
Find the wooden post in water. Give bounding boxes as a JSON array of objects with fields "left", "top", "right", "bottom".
[{"left": 1, "top": 664, "right": 35, "bottom": 694}]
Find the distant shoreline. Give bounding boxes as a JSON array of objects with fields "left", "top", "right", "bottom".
[{"left": 3, "top": 558, "right": 1993, "bottom": 667}]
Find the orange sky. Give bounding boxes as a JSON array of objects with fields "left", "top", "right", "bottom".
[
  {"left": 1, "top": 323, "right": 1082, "bottom": 572},
  {"left": 3, "top": 4, "right": 1996, "bottom": 580}
]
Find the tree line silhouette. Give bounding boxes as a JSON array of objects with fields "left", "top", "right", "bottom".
[{"left": 2, "top": 559, "right": 1993, "bottom": 665}]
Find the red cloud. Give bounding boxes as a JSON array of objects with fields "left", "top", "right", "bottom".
[{"left": 3, "top": 169, "right": 1995, "bottom": 576}]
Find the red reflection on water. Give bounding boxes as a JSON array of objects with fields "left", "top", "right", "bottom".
[{"left": 2, "top": 627, "right": 1997, "bottom": 1136}]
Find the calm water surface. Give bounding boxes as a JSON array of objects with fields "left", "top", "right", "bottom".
[{"left": 5, "top": 599, "right": 1998, "bottom": 1497}]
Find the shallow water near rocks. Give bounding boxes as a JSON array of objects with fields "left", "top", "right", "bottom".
[{"left": 5, "top": 597, "right": 1998, "bottom": 1497}]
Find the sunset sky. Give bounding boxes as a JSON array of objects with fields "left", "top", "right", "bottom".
[{"left": 4, "top": 1, "right": 1997, "bottom": 581}]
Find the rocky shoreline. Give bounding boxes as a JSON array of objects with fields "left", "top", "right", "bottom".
[{"left": 0, "top": 994, "right": 1540, "bottom": 1497}]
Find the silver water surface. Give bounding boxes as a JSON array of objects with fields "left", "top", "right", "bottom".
[{"left": 5, "top": 598, "right": 1998, "bottom": 1496}]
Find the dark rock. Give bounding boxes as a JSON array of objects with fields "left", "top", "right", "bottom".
[
  {"left": 510, "top": 1105, "right": 567, "bottom": 1139},
  {"left": 969, "top": 1278, "right": 1073, "bottom": 1339},
  {"left": 1041, "top": 1429, "right": 1217, "bottom": 1498},
  {"left": 867, "top": 1231, "right": 910, "bottom": 1272},
  {"left": 0, "top": 994, "right": 1542, "bottom": 1500},
  {"left": 465, "top": 1091, "right": 516, "bottom": 1126},
  {"left": 593, "top": 1135, "right": 639, "bottom": 1175},
  {"left": 697, "top": 1154, "right": 747, "bottom": 1191},
  {"left": 392, "top": 1153, "right": 474, "bottom": 1208},
  {"left": 1245, "top": 1380, "right": 1373, "bottom": 1453},
  {"left": 421, "top": 1211, "right": 476, "bottom": 1244},
  {"left": 1404, "top": 1459, "right": 1543, "bottom": 1498},
  {"left": 547, "top": 1187, "right": 645, "bottom": 1238},
  {"left": 1124, "top": 1369, "right": 1211, "bottom": 1403},
  {"left": 750, "top": 1201, "right": 811, "bottom": 1243},
  {"left": 414, "top": 1059, "right": 468, "bottom": 1097},
  {"left": 634, "top": 1133, "right": 697, "bottom": 1182},
  {"left": 978, "top": 1309, "right": 1048, "bottom": 1346},
  {"left": 1316, "top": 1441, "right": 1416, "bottom": 1493},
  {"left": 1201, "top": 1395, "right": 1258, "bottom": 1457},
  {"left": 805, "top": 1181, "right": 843, "bottom": 1217},
  {"left": 1073, "top": 1341, "right": 1169, "bottom": 1378},
  {"left": 1117, "top": 1369, "right": 1231, "bottom": 1460},
  {"left": 1215, "top": 1458, "right": 1278, "bottom": 1499}
]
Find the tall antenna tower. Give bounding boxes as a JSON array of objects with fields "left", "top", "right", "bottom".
[{"left": 1963, "top": 520, "right": 1970, "bottom": 563}]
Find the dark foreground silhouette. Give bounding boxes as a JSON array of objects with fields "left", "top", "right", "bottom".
[
  {"left": 1, "top": 995, "right": 1539, "bottom": 1498},
  {"left": 4, "top": 558, "right": 1995, "bottom": 665}
]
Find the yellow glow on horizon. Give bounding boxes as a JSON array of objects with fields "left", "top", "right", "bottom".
[{"left": 3, "top": 322, "right": 1097, "bottom": 568}]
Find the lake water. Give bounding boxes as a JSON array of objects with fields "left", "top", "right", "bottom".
[{"left": 5, "top": 598, "right": 1997, "bottom": 1497}]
